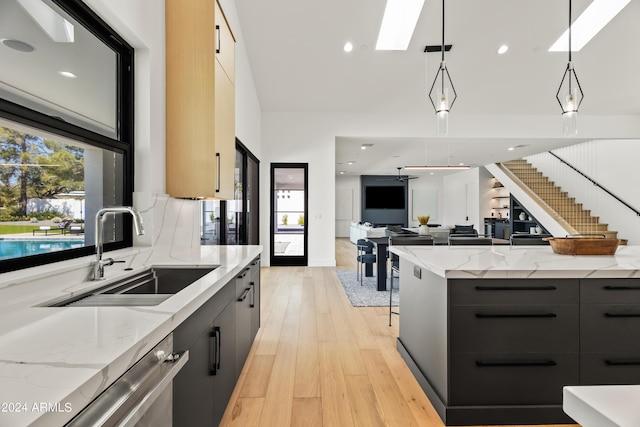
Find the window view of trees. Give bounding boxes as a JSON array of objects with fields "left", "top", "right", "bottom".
[{"left": 0, "top": 126, "right": 84, "bottom": 220}]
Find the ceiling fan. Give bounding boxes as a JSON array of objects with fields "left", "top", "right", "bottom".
[{"left": 376, "top": 167, "right": 418, "bottom": 183}]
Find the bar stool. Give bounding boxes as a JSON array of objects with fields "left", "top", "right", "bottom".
[
  {"left": 388, "top": 235, "right": 434, "bottom": 326},
  {"left": 356, "top": 239, "right": 375, "bottom": 285}
]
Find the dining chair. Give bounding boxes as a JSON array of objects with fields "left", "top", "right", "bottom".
[
  {"left": 448, "top": 234, "right": 493, "bottom": 246},
  {"left": 356, "top": 239, "right": 375, "bottom": 285}
]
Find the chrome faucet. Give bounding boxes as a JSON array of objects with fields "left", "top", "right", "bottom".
[{"left": 93, "top": 206, "right": 145, "bottom": 280}]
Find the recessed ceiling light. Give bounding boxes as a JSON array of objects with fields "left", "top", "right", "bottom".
[
  {"left": 508, "top": 147, "right": 515, "bottom": 151},
  {"left": 340, "top": 171, "right": 345, "bottom": 175},
  {"left": 347, "top": 161, "right": 355, "bottom": 165},
  {"left": 430, "top": 172, "right": 434, "bottom": 175},
  {"left": 58, "top": 71, "right": 77, "bottom": 78},
  {"left": 548, "top": 0, "right": 631, "bottom": 52},
  {"left": 497, "top": 44, "right": 509, "bottom": 55},
  {"left": 376, "top": 0, "right": 425, "bottom": 50},
  {"left": 361, "top": 143, "right": 373, "bottom": 150},
  {"left": 343, "top": 42, "right": 353, "bottom": 52},
  {"left": 1, "top": 38, "right": 35, "bottom": 52}
]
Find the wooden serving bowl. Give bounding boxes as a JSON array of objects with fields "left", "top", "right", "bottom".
[{"left": 543, "top": 237, "right": 620, "bottom": 255}]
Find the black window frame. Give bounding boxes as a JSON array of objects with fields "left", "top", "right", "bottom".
[{"left": 0, "top": 0, "right": 134, "bottom": 273}]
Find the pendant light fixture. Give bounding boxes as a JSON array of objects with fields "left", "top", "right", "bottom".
[
  {"left": 556, "top": 0, "right": 584, "bottom": 136},
  {"left": 428, "top": 0, "right": 457, "bottom": 136}
]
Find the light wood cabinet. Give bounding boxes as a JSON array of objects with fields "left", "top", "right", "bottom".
[{"left": 166, "top": 0, "right": 235, "bottom": 199}]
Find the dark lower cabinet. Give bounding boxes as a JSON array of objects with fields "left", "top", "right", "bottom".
[
  {"left": 235, "top": 266, "right": 253, "bottom": 378},
  {"left": 249, "top": 256, "right": 261, "bottom": 339},
  {"left": 236, "top": 256, "right": 261, "bottom": 378},
  {"left": 173, "top": 257, "right": 261, "bottom": 427}
]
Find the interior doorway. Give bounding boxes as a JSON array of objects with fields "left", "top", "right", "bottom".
[{"left": 270, "top": 163, "right": 308, "bottom": 266}]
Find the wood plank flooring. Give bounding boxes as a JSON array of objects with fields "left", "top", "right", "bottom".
[{"left": 220, "top": 238, "right": 579, "bottom": 427}]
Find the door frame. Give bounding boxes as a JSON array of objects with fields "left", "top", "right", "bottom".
[{"left": 270, "top": 163, "right": 308, "bottom": 266}]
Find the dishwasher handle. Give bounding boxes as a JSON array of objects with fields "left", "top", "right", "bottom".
[
  {"left": 66, "top": 333, "right": 189, "bottom": 427},
  {"left": 118, "top": 350, "right": 189, "bottom": 427}
]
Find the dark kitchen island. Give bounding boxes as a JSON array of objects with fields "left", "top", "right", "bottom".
[{"left": 388, "top": 244, "right": 640, "bottom": 426}]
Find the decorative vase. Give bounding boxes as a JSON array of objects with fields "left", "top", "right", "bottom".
[
  {"left": 535, "top": 225, "right": 542, "bottom": 234},
  {"left": 418, "top": 224, "right": 429, "bottom": 235},
  {"left": 519, "top": 212, "right": 526, "bottom": 221}
]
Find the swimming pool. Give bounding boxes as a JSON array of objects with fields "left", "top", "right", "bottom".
[{"left": 0, "top": 239, "right": 85, "bottom": 260}]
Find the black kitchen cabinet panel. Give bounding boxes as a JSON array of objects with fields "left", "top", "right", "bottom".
[
  {"left": 450, "top": 305, "right": 579, "bottom": 354},
  {"left": 449, "top": 352, "right": 579, "bottom": 405},
  {"left": 449, "top": 278, "right": 579, "bottom": 306}
]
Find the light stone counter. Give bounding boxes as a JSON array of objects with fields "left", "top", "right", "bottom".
[
  {"left": 563, "top": 385, "right": 640, "bottom": 427},
  {"left": 388, "top": 244, "right": 640, "bottom": 279},
  {"left": 0, "top": 243, "right": 262, "bottom": 426}
]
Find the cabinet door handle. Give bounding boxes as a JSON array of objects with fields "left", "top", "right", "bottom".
[
  {"left": 249, "top": 282, "right": 255, "bottom": 308},
  {"left": 215, "top": 153, "right": 221, "bottom": 193},
  {"left": 476, "top": 360, "right": 557, "bottom": 367},
  {"left": 475, "top": 313, "right": 557, "bottom": 319},
  {"left": 238, "top": 288, "right": 251, "bottom": 302},
  {"left": 237, "top": 268, "right": 249, "bottom": 279},
  {"left": 209, "top": 328, "right": 218, "bottom": 375},
  {"left": 604, "top": 285, "right": 640, "bottom": 291},
  {"left": 475, "top": 286, "right": 557, "bottom": 291},
  {"left": 604, "top": 312, "right": 640, "bottom": 318},
  {"left": 605, "top": 359, "right": 640, "bottom": 366},
  {"left": 215, "top": 25, "right": 221, "bottom": 54},
  {"left": 215, "top": 326, "right": 221, "bottom": 370}
]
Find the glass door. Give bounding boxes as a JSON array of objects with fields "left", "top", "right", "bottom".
[{"left": 270, "top": 163, "right": 308, "bottom": 266}]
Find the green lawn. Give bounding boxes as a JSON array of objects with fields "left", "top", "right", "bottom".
[{"left": 0, "top": 224, "right": 42, "bottom": 235}]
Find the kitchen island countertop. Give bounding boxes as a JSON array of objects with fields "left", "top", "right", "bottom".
[{"left": 388, "top": 244, "right": 640, "bottom": 279}]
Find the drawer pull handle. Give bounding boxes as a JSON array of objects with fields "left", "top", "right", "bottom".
[
  {"left": 604, "top": 313, "right": 640, "bottom": 318},
  {"left": 238, "top": 288, "right": 251, "bottom": 302},
  {"left": 476, "top": 360, "right": 557, "bottom": 367},
  {"left": 475, "top": 286, "right": 557, "bottom": 291},
  {"left": 605, "top": 359, "right": 640, "bottom": 366},
  {"left": 476, "top": 313, "right": 557, "bottom": 318},
  {"left": 604, "top": 286, "right": 640, "bottom": 290},
  {"left": 216, "top": 25, "right": 221, "bottom": 54}
]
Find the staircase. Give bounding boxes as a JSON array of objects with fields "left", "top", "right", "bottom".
[{"left": 501, "top": 159, "right": 619, "bottom": 239}]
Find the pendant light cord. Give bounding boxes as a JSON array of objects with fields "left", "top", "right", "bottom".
[
  {"left": 568, "top": 0, "right": 572, "bottom": 62},
  {"left": 441, "top": 0, "right": 445, "bottom": 92},
  {"left": 441, "top": 0, "right": 445, "bottom": 62}
]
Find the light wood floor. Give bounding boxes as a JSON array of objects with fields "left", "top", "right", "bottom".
[{"left": 220, "top": 238, "right": 578, "bottom": 427}]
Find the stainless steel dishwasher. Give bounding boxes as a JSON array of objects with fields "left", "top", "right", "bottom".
[{"left": 66, "top": 333, "right": 188, "bottom": 427}]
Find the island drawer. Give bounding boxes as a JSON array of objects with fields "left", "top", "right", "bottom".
[
  {"left": 580, "top": 304, "right": 640, "bottom": 352},
  {"left": 580, "top": 353, "right": 640, "bottom": 385},
  {"left": 449, "top": 279, "right": 579, "bottom": 306},
  {"left": 581, "top": 278, "right": 640, "bottom": 304},
  {"left": 450, "top": 305, "right": 579, "bottom": 353},
  {"left": 449, "top": 353, "right": 578, "bottom": 405}
]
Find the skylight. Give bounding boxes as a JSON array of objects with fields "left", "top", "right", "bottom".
[
  {"left": 548, "top": 0, "right": 630, "bottom": 52},
  {"left": 17, "top": 0, "right": 75, "bottom": 43},
  {"left": 375, "top": 0, "right": 425, "bottom": 51}
]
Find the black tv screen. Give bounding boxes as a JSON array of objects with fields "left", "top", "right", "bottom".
[{"left": 365, "top": 186, "right": 405, "bottom": 209}]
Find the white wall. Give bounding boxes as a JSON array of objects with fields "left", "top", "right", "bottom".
[
  {"left": 407, "top": 175, "right": 444, "bottom": 227},
  {"left": 527, "top": 140, "right": 640, "bottom": 244},
  {"left": 335, "top": 175, "right": 360, "bottom": 237}
]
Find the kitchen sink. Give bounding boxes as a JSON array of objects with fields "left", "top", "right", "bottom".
[{"left": 46, "top": 266, "right": 218, "bottom": 307}]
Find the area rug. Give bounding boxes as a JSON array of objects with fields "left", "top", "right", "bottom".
[{"left": 336, "top": 269, "right": 399, "bottom": 307}]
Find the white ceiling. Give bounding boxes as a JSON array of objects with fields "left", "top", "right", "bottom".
[{"left": 235, "top": 0, "right": 640, "bottom": 176}]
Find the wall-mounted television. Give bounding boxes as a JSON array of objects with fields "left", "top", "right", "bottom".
[{"left": 365, "top": 186, "right": 405, "bottom": 209}]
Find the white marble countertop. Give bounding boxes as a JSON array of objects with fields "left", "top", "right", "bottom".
[
  {"left": 0, "top": 244, "right": 262, "bottom": 427},
  {"left": 564, "top": 385, "right": 640, "bottom": 427},
  {"left": 388, "top": 244, "right": 640, "bottom": 279}
]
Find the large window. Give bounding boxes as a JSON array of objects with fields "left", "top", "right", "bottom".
[{"left": 0, "top": 0, "right": 134, "bottom": 273}]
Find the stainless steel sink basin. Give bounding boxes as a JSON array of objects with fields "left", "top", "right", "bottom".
[{"left": 47, "top": 266, "right": 217, "bottom": 307}]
